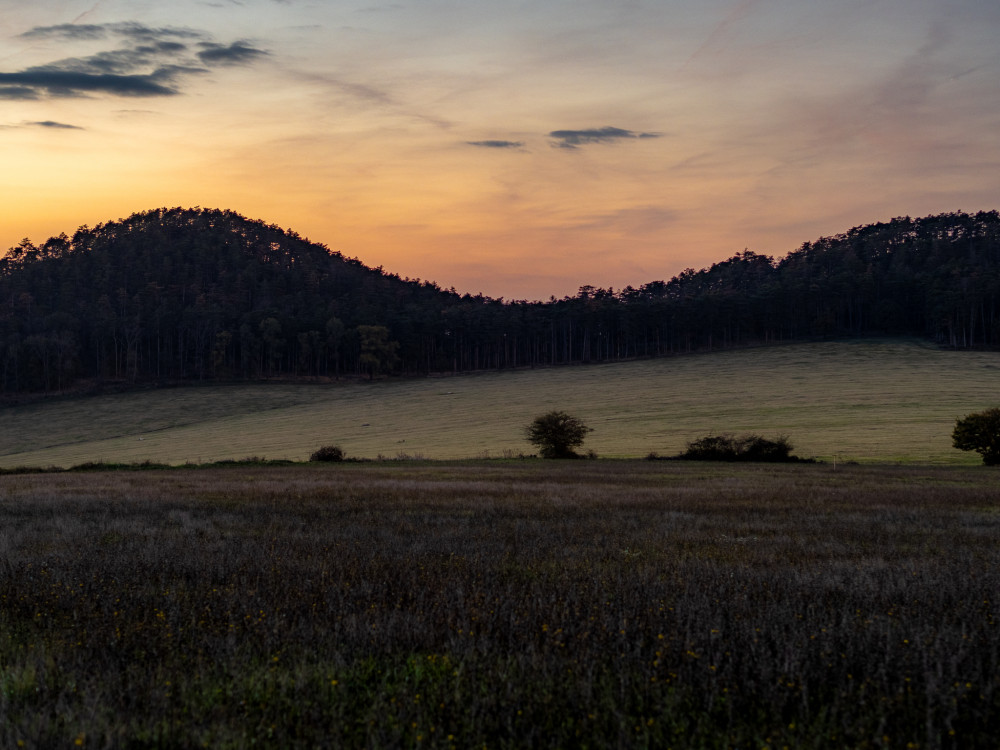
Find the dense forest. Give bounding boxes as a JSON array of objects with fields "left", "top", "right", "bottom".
[{"left": 1, "top": 207, "right": 999, "bottom": 394}]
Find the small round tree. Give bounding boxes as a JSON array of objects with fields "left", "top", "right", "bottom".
[
  {"left": 309, "top": 445, "right": 345, "bottom": 462},
  {"left": 953, "top": 408, "right": 1000, "bottom": 465},
  {"left": 525, "top": 410, "right": 592, "bottom": 459}
]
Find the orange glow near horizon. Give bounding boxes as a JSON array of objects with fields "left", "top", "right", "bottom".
[{"left": 2, "top": 1, "right": 998, "bottom": 300}]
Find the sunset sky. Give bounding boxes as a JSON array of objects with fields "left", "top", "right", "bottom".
[{"left": 2, "top": 1, "right": 998, "bottom": 300}]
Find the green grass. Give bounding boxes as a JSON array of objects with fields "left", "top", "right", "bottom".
[
  {"left": 1, "top": 338, "right": 997, "bottom": 467},
  {"left": 2, "top": 461, "right": 999, "bottom": 748}
]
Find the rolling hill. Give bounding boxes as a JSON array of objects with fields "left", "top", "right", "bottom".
[
  {"left": 1, "top": 338, "right": 995, "bottom": 467},
  {"left": 2, "top": 207, "right": 1000, "bottom": 397}
]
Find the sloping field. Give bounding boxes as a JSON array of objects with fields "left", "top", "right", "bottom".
[{"left": 1, "top": 338, "right": 997, "bottom": 467}]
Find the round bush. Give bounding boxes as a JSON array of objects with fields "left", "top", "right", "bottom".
[
  {"left": 309, "top": 445, "right": 345, "bottom": 462},
  {"left": 525, "top": 410, "right": 592, "bottom": 459}
]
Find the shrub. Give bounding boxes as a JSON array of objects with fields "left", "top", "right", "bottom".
[
  {"left": 682, "top": 434, "right": 741, "bottom": 461},
  {"left": 309, "top": 445, "right": 345, "bottom": 462},
  {"left": 952, "top": 408, "right": 1000, "bottom": 465},
  {"left": 525, "top": 410, "right": 592, "bottom": 459},
  {"left": 679, "top": 433, "right": 802, "bottom": 462},
  {"left": 741, "top": 434, "right": 794, "bottom": 462}
]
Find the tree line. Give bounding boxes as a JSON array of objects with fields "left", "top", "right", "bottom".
[{"left": 2, "top": 207, "right": 999, "bottom": 394}]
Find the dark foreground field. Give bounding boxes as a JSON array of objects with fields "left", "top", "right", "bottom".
[{"left": 1, "top": 461, "right": 998, "bottom": 749}]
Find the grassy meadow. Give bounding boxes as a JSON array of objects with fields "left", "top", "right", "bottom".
[
  {"left": 2, "top": 338, "right": 999, "bottom": 468},
  {"left": 1, "top": 460, "right": 999, "bottom": 748}
]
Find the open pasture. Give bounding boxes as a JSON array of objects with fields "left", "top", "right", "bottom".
[
  {"left": 1, "top": 460, "right": 999, "bottom": 748},
  {"left": 1, "top": 338, "right": 998, "bottom": 467}
]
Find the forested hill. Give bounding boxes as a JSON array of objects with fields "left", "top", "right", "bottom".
[{"left": 1, "top": 207, "right": 999, "bottom": 394}]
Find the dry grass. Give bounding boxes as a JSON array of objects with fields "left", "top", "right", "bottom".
[{"left": 2, "top": 460, "right": 999, "bottom": 747}]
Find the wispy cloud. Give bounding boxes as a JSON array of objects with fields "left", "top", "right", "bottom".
[
  {"left": 0, "top": 70, "right": 181, "bottom": 98},
  {"left": 20, "top": 22, "right": 202, "bottom": 43},
  {"left": 29, "top": 120, "right": 84, "bottom": 129},
  {"left": 20, "top": 23, "right": 110, "bottom": 41},
  {"left": 0, "top": 86, "right": 39, "bottom": 100},
  {"left": 0, "top": 120, "right": 85, "bottom": 130},
  {"left": 282, "top": 67, "right": 452, "bottom": 129},
  {"left": 197, "top": 41, "right": 268, "bottom": 66},
  {"left": 571, "top": 205, "right": 678, "bottom": 235},
  {"left": 549, "top": 127, "right": 661, "bottom": 149},
  {"left": 0, "top": 23, "right": 267, "bottom": 100},
  {"left": 467, "top": 140, "right": 524, "bottom": 149}
]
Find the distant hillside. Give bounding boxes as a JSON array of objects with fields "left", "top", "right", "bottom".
[
  {"left": 1, "top": 340, "right": 994, "bottom": 467},
  {"left": 1, "top": 207, "right": 999, "bottom": 394}
]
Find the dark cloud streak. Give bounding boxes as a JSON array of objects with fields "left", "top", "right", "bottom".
[
  {"left": 21, "top": 22, "right": 203, "bottom": 42},
  {"left": 30, "top": 120, "right": 84, "bottom": 129},
  {"left": 40, "top": 48, "right": 195, "bottom": 77},
  {"left": 197, "top": 41, "right": 268, "bottom": 65},
  {"left": 0, "top": 86, "right": 40, "bottom": 100},
  {"left": 467, "top": 140, "right": 524, "bottom": 149},
  {"left": 5, "top": 22, "right": 265, "bottom": 100},
  {"left": 20, "top": 23, "right": 109, "bottom": 40},
  {"left": 0, "top": 70, "right": 179, "bottom": 97},
  {"left": 549, "top": 127, "right": 661, "bottom": 149}
]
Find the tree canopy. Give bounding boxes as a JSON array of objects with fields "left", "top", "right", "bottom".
[
  {"left": 953, "top": 408, "right": 1000, "bottom": 466},
  {"left": 2, "top": 207, "right": 1000, "bottom": 395},
  {"left": 526, "top": 411, "right": 592, "bottom": 459}
]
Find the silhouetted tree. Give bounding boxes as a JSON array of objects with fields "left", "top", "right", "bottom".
[
  {"left": 358, "top": 325, "right": 400, "bottom": 380},
  {"left": 326, "top": 316, "right": 345, "bottom": 376},
  {"left": 259, "top": 317, "right": 284, "bottom": 375},
  {"left": 952, "top": 408, "right": 1000, "bottom": 465},
  {"left": 525, "top": 410, "right": 592, "bottom": 458}
]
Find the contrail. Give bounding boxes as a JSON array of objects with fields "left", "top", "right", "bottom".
[
  {"left": 682, "top": 0, "right": 762, "bottom": 70},
  {"left": 71, "top": 1, "right": 104, "bottom": 24},
  {"left": 0, "top": 3, "right": 104, "bottom": 67}
]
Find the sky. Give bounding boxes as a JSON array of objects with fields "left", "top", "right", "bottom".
[{"left": 2, "top": 0, "right": 998, "bottom": 300}]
